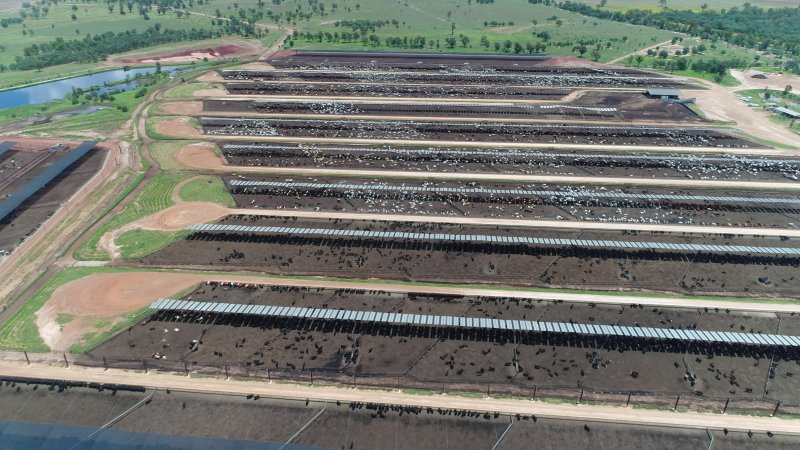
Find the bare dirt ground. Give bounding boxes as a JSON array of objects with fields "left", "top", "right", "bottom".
[
  {"left": 175, "top": 141, "right": 226, "bottom": 168},
  {"left": 35, "top": 272, "right": 212, "bottom": 351},
  {"left": 195, "top": 71, "right": 224, "bottom": 82},
  {"left": 97, "top": 174, "right": 227, "bottom": 259},
  {"left": 2, "top": 360, "right": 799, "bottom": 435},
  {"left": 731, "top": 69, "right": 800, "bottom": 91},
  {"left": 153, "top": 118, "right": 200, "bottom": 138},
  {"left": 193, "top": 88, "right": 228, "bottom": 97},
  {"left": 107, "top": 40, "right": 262, "bottom": 65},
  {"left": 97, "top": 201, "right": 229, "bottom": 260},
  {"left": 693, "top": 81, "right": 799, "bottom": 148},
  {"left": 157, "top": 100, "right": 204, "bottom": 115}
]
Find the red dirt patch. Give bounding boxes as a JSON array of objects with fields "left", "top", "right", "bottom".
[
  {"left": 36, "top": 272, "right": 210, "bottom": 351},
  {"left": 175, "top": 142, "right": 226, "bottom": 169},
  {"left": 158, "top": 101, "right": 203, "bottom": 115},
  {"left": 154, "top": 118, "right": 200, "bottom": 138}
]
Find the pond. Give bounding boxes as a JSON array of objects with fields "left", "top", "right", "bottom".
[{"left": 0, "top": 66, "right": 182, "bottom": 110}]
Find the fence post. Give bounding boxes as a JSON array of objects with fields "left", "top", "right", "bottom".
[
  {"left": 102, "top": 356, "right": 108, "bottom": 371},
  {"left": 533, "top": 385, "right": 537, "bottom": 400},
  {"left": 673, "top": 394, "right": 681, "bottom": 411},
  {"left": 63, "top": 352, "right": 69, "bottom": 368},
  {"left": 184, "top": 361, "right": 189, "bottom": 376},
  {"left": 310, "top": 371, "right": 313, "bottom": 385},
  {"left": 578, "top": 388, "right": 584, "bottom": 404},
  {"left": 722, "top": 398, "right": 729, "bottom": 414},
  {"left": 626, "top": 392, "right": 632, "bottom": 407},
  {"left": 267, "top": 368, "right": 271, "bottom": 382},
  {"left": 24, "top": 351, "right": 30, "bottom": 365},
  {"left": 487, "top": 383, "right": 491, "bottom": 397},
  {"left": 352, "top": 372, "right": 356, "bottom": 388},
  {"left": 142, "top": 359, "right": 148, "bottom": 374},
  {"left": 772, "top": 401, "right": 781, "bottom": 417},
  {"left": 225, "top": 365, "right": 229, "bottom": 380}
]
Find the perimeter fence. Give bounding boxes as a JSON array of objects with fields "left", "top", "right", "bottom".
[{"left": 12, "top": 351, "right": 786, "bottom": 418}]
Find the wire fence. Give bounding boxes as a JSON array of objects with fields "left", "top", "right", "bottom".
[{"left": 12, "top": 351, "right": 786, "bottom": 418}]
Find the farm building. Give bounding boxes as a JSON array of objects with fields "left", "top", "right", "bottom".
[
  {"left": 645, "top": 88, "right": 682, "bottom": 100},
  {"left": 775, "top": 106, "right": 800, "bottom": 119}
]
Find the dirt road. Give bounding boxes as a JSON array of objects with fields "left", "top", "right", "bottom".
[
  {"left": 118, "top": 203, "right": 800, "bottom": 238},
  {"left": 0, "top": 360, "right": 797, "bottom": 434},
  {"left": 692, "top": 79, "right": 799, "bottom": 148}
]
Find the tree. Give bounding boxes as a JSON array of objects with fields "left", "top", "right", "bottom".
[
  {"left": 575, "top": 45, "right": 588, "bottom": 58},
  {"left": 480, "top": 35, "right": 489, "bottom": 48},
  {"left": 635, "top": 55, "right": 644, "bottom": 67},
  {"left": 659, "top": 0, "right": 667, "bottom": 10},
  {"left": 460, "top": 35, "right": 470, "bottom": 47},
  {"left": 626, "top": 55, "right": 634, "bottom": 67},
  {"left": 590, "top": 47, "right": 602, "bottom": 61},
  {"left": 784, "top": 85, "right": 793, "bottom": 96},
  {"left": 445, "top": 37, "right": 456, "bottom": 48},
  {"left": 599, "top": 0, "right": 608, "bottom": 8}
]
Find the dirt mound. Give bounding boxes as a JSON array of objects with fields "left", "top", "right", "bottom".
[{"left": 216, "top": 44, "right": 244, "bottom": 56}]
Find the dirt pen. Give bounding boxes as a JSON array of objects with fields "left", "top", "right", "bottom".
[{"left": 70, "top": 282, "right": 800, "bottom": 417}]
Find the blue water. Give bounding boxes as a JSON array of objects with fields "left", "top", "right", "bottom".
[
  {"left": 0, "top": 66, "right": 181, "bottom": 110},
  {"left": 0, "top": 421, "right": 328, "bottom": 450}
]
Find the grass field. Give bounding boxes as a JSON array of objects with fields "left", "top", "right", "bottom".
[
  {"left": 179, "top": 176, "right": 235, "bottom": 207},
  {"left": 76, "top": 172, "right": 237, "bottom": 261},
  {"left": 0, "top": 266, "right": 127, "bottom": 352},
  {"left": 0, "top": 0, "right": 776, "bottom": 89},
  {"left": 148, "top": 140, "right": 199, "bottom": 170},
  {"left": 74, "top": 173, "right": 186, "bottom": 261},
  {"left": 282, "top": 0, "right": 678, "bottom": 63},
  {"left": 115, "top": 229, "right": 190, "bottom": 261},
  {"left": 578, "top": 0, "right": 800, "bottom": 11}
]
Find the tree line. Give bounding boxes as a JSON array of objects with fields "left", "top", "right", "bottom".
[
  {"left": 12, "top": 26, "right": 219, "bottom": 70},
  {"left": 539, "top": 1, "right": 800, "bottom": 57}
]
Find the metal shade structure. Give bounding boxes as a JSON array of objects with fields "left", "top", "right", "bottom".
[
  {"left": 186, "top": 223, "right": 800, "bottom": 256},
  {"left": 0, "top": 141, "right": 96, "bottom": 221},
  {"left": 149, "top": 299, "right": 800, "bottom": 348}
]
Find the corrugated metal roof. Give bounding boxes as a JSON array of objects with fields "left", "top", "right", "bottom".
[
  {"left": 775, "top": 107, "right": 800, "bottom": 118},
  {"left": 646, "top": 88, "right": 682, "bottom": 97}
]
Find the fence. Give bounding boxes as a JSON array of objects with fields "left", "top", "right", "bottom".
[{"left": 10, "top": 351, "right": 785, "bottom": 418}]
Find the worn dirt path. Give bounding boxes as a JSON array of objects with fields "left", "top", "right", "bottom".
[
  {"left": 692, "top": 79, "right": 799, "bottom": 148},
  {"left": 0, "top": 360, "right": 797, "bottom": 434},
  {"left": 123, "top": 203, "right": 800, "bottom": 238}
]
